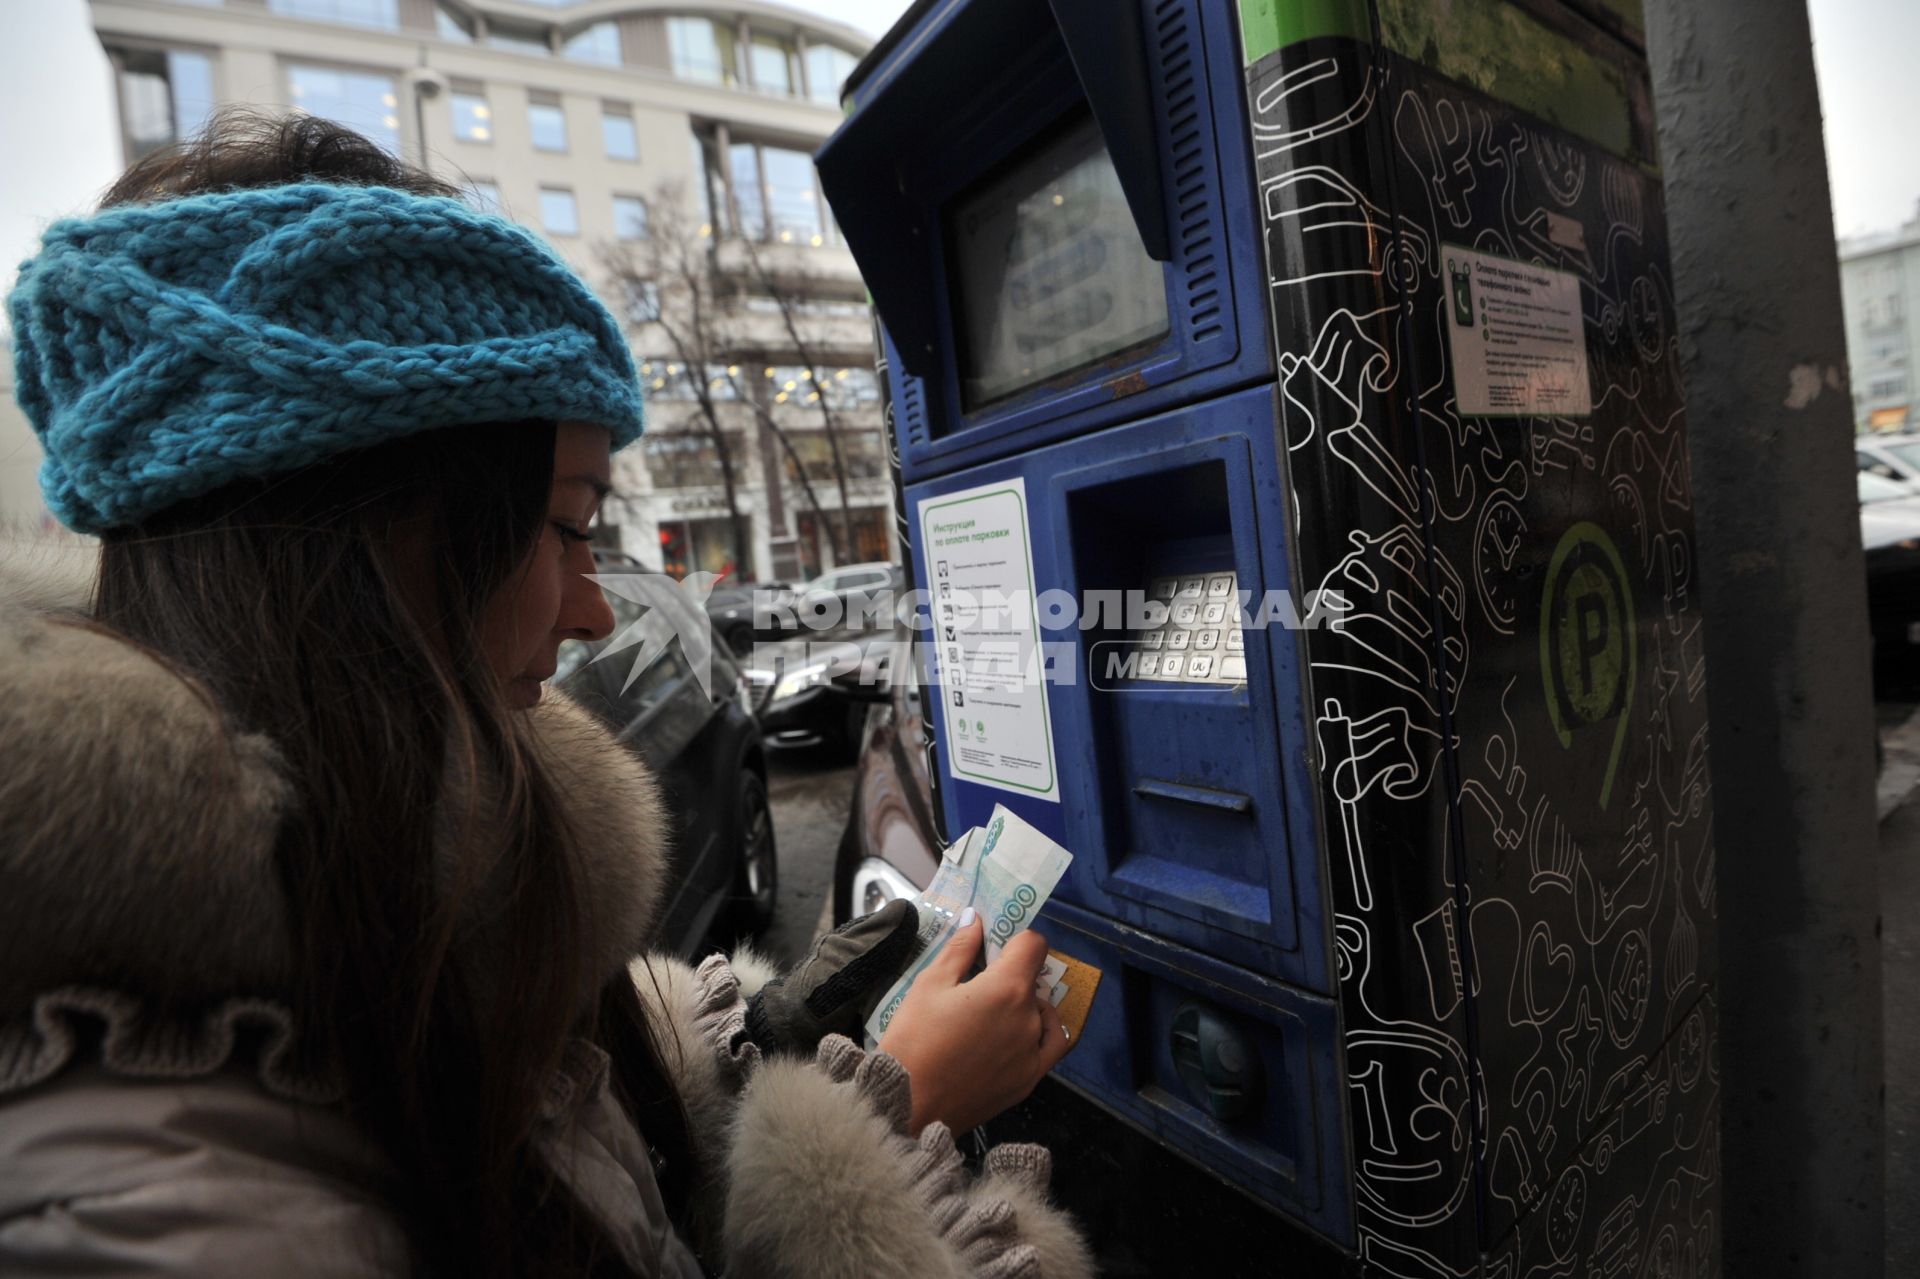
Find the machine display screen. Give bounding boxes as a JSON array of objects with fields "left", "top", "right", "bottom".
[{"left": 946, "top": 110, "right": 1170, "bottom": 410}]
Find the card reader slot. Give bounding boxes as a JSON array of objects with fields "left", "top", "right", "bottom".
[{"left": 1133, "top": 776, "right": 1252, "bottom": 814}]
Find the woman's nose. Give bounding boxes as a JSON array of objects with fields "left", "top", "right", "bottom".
[{"left": 564, "top": 569, "right": 617, "bottom": 643}]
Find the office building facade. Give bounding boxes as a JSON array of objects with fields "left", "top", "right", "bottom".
[{"left": 86, "top": 0, "right": 895, "bottom": 581}]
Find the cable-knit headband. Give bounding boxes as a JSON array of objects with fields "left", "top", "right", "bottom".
[{"left": 6, "top": 183, "right": 644, "bottom": 534}]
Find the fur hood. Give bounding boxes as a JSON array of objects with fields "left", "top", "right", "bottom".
[{"left": 0, "top": 545, "right": 668, "bottom": 1099}]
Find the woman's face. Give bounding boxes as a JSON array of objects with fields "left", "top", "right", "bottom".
[{"left": 478, "top": 421, "right": 618, "bottom": 709}]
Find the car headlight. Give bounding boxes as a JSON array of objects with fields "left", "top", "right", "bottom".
[
  {"left": 852, "top": 856, "right": 921, "bottom": 917},
  {"left": 771, "top": 663, "right": 833, "bottom": 703}
]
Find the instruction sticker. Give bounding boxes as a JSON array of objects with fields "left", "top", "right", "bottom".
[
  {"left": 917, "top": 477, "right": 1059, "bottom": 802},
  {"left": 1444, "top": 244, "right": 1593, "bottom": 417}
]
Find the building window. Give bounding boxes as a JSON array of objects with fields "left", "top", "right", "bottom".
[
  {"left": 450, "top": 89, "right": 490, "bottom": 142},
  {"left": 539, "top": 186, "right": 578, "bottom": 236},
  {"left": 528, "top": 97, "right": 567, "bottom": 151},
  {"left": 1870, "top": 376, "right": 1910, "bottom": 400},
  {"left": 719, "top": 140, "right": 829, "bottom": 246},
  {"left": 691, "top": 134, "right": 716, "bottom": 234},
  {"left": 466, "top": 180, "right": 503, "bottom": 216},
  {"left": 563, "top": 21, "right": 622, "bottom": 66},
  {"left": 804, "top": 43, "right": 858, "bottom": 106},
  {"left": 488, "top": 26, "right": 552, "bottom": 57},
  {"left": 667, "top": 17, "right": 737, "bottom": 86},
  {"left": 613, "top": 195, "right": 649, "bottom": 241},
  {"left": 783, "top": 430, "right": 888, "bottom": 483},
  {"left": 288, "top": 64, "right": 399, "bottom": 155},
  {"left": 602, "top": 107, "right": 638, "bottom": 161},
  {"left": 113, "top": 47, "right": 217, "bottom": 159},
  {"left": 657, "top": 516, "right": 742, "bottom": 580},
  {"left": 763, "top": 146, "right": 824, "bottom": 244},
  {"left": 269, "top": 0, "right": 397, "bottom": 29},
  {"left": 748, "top": 34, "right": 795, "bottom": 96},
  {"left": 434, "top": 4, "right": 474, "bottom": 42},
  {"left": 622, "top": 281, "right": 661, "bottom": 324}
]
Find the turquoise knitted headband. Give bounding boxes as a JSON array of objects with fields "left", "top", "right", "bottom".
[{"left": 6, "top": 183, "right": 645, "bottom": 534}]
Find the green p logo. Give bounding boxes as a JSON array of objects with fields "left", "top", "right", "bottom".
[{"left": 1541, "top": 523, "right": 1636, "bottom": 807}]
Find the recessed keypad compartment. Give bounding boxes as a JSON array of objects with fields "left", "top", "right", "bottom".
[{"left": 1133, "top": 572, "right": 1248, "bottom": 685}]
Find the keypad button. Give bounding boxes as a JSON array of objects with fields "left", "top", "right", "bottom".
[
  {"left": 1161, "top": 654, "right": 1184, "bottom": 677},
  {"left": 1140, "top": 629, "right": 1165, "bottom": 650},
  {"left": 1173, "top": 602, "right": 1199, "bottom": 626},
  {"left": 1150, "top": 577, "right": 1178, "bottom": 601},
  {"left": 1189, "top": 655, "right": 1215, "bottom": 679},
  {"left": 1177, "top": 578, "right": 1205, "bottom": 599},
  {"left": 1195, "top": 629, "right": 1220, "bottom": 650},
  {"left": 1168, "top": 629, "right": 1191, "bottom": 651},
  {"left": 1206, "top": 574, "right": 1235, "bottom": 599},
  {"left": 1221, "top": 654, "right": 1247, "bottom": 681},
  {"left": 1226, "top": 628, "right": 1245, "bottom": 652},
  {"left": 1139, "top": 653, "right": 1161, "bottom": 676},
  {"left": 1202, "top": 602, "right": 1226, "bottom": 626}
]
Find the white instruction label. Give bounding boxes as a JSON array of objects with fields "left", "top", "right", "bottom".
[
  {"left": 1443, "top": 244, "right": 1592, "bottom": 417},
  {"left": 917, "top": 477, "right": 1059, "bottom": 802}
]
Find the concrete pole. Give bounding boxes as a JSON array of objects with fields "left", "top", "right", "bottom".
[{"left": 1643, "top": 1, "right": 1884, "bottom": 1273}]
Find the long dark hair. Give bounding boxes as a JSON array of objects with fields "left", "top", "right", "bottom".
[{"left": 90, "top": 110, "right": 693, "bottom": 1278}]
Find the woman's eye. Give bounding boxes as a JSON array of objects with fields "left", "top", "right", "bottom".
[{"left": 552, "top": 522, "right": 594, "bottom": 546}]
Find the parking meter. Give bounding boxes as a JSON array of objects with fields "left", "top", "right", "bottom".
[{"left": 819, "top": 1, "right": 1719, "bottom": 1271}]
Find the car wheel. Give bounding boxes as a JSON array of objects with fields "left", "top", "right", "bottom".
[
  {"left": 724, "top": 621, "right": 755, "bottom": 656},
  {"left": 729, "top": 769, "right": 778, "bottom": 935}
]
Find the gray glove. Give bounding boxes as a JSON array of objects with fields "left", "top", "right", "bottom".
[{"left": 742, "top": 898, "right": 921, "bottom": 1054}]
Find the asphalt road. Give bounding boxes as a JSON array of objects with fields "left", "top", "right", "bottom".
[{"left": 757, "top": 741, "right": 860, "bottom": 968}]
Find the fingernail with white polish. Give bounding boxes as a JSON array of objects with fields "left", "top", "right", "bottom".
[{"left": 958, "top": 907, "right": 977, "bottom": 929}]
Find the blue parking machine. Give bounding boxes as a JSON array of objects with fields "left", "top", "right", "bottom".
[{"left": 819, "top": 1, "right": 1718, "bottom": 1272}]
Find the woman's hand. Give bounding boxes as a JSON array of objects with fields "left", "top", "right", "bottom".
[{"left": 877, "top": 910, "right": 1073, "bottom": 1136}]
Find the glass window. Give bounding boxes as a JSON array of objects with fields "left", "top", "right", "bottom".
[
  {"left": 115, "top": 47, "right": 218, "bottom": 159},
  {"left": 691, "top": 134, "right": 716, "bottom": 234},
  {"left": 729, "top": 142, "right": 765, "bottom": 240},
  {"left": 613, "top": 195, "right": 649, "bottom": 241},
  {"left": 288, "top": 64, "right": 400, "bottom": 156},
  {"left": 488, "top": 26, "right": 552, "bottom": 57},
  {"left": 667, "top": 17, "right": 736, "bottom": 86},
  {"left": 804, "top": 44, "right": 858, "bottom": 106},
  {"left": 539, "top": 186, "right": 578, "bottom": 236},
  {"left": 762, "top": 146, "right": 823, "bottom": 245},
  {"left": 269, "top": 0, "right": 397, "bottom": 28},
  {"left": 783, "top": 432, "right": 887, "bottom": 484},
  {"left": 622, "top": 281, "right": 661, "bottom": 324},
  {"left": 434, "top": 4, "right": 473, "bottom": 41},
  {"left": 563, "top": 21, "right": 622, "bottom": 66},
  {"left": 749, "top": 35, "right": 794, "bottom": 95},
  {"left": 466, "top": 180, "right": 503, "bottom": 215},
  {"left": 602, "top": 108, "right": 637, "bottom": 160},
  {"left": 528, "top": 99, "right": 567, "bottom": 151},
  {"left": 450, "top": 90, "right": 490, "bottom": 142}
]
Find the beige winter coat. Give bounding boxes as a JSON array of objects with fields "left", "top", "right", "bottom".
[{"left": 0, "top": 563, "right": 1093, "bottom": 1278}]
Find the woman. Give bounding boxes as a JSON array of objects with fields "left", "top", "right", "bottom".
[{"left": 0, "top": 112, "right": 1088, "bottom": 1278}]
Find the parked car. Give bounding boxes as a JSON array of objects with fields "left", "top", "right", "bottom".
[
  {"left": 832, "top": 637, "right": 941, "bottom": 924},
  {"left": 1858, "top": 434, "right": 1920, "bottom": 495},
  {"left": 1863, "top": 470, "right": 1920, "bottom": 690},
  {"left": 556, "top": 550, "right": 777, "bottom": 953},
  {"left": 747, "top": 625, "right": 899, "bottom": 762},
  {"left": 766, "top": 562, "right": 907, "bottom": 636},
  {"left": 707, "top": 579, "right": 795, "bottom": 655}
]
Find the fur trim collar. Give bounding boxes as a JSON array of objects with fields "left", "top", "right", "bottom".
[{"left": 0, "top": 547, "right": 668, "bottom": 1094}]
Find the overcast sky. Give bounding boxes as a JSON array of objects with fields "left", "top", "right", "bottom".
[{"left": 0, "top": 0, "right": 1912, "bottom": 323}]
